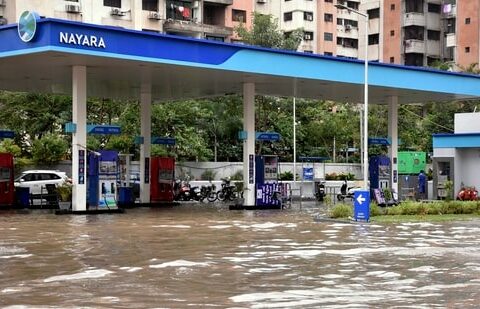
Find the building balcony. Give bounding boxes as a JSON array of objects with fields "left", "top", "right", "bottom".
[
  {"left": 426, "top": 40, "right": 441, "bottom": 56},
  {"left": 404, "top": 39, "right": 425, "bottom": 54},
  {"left": 336, "top": 25, "right": 358, "bottom": 39},
  {"left": 204, "top": 0, "right": 233, "bottom": 5},
  {"left": 163, "top": 19, "right": 232, "bottom": 37},
  {"left": 337, "top": 46, "right": 358, "bottom": 59},
  {"left": 404, "top": 12, "right": 425, "bottom": 27},
  {"left": 445, "top": 33, "right": 456, "bottom": 48}
]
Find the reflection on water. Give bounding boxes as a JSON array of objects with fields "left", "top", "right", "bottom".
[{"left": 1, "top": 205, "right": 480, "bottom": 308}]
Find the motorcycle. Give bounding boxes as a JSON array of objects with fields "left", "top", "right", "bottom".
[
  {"left": 337, "top": 180, "right": 361, "bottom": 201},
  {"left": 315, "top": 181, "right": 326, "bottom": 202},
  {"left": 200, "top": 182, "right": 217, "bottom": 202},
  {"left": 217, "top": 178, "right": 238, "bottom": 201},
  {"left": 174, "top": 179, "right": 192, "bottom": 201}
]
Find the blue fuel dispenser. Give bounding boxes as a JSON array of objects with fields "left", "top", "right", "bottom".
[
  {"left": 255, "top": 155, "right": 281, "bottom": 208},
  {"left": 87, "top": 150, "right": 119, "bottom": 209}
]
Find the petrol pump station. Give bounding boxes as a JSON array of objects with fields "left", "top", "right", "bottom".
[{"left": 0, "top": 130, "right": 15, "bottom": 207}]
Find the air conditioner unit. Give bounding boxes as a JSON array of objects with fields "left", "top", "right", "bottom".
[
  {"left": 345, "top": 24, "right": 352, "bottom": 31},
  {"left": 111, "top": 8, "right": 126, "bottom": 16},
  {"left": 257, "top": 0, "right": 267, "bottom": 3},
  {"left": 65, "top": 4, "right": 81, "bottom": 13},
  {"left": 304, "top": 34, "right": 312, "bottom": 40},
  {"left": 148, "top": 11, "right": 161, "bottom": 20}
]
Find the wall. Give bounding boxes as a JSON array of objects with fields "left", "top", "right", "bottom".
[{"left": 454, "top": 112, "right": 480, "bottom": 133}]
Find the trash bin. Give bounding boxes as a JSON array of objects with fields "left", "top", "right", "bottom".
[
  {"left": 15, "top": 187, "right": 30, "bottom": 208},
  {"left": 118, "top": 187, "right": 132, "bottom": 206}
]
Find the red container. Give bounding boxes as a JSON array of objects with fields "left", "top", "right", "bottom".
[{"left": 150, "top": 157, "right": 175, "bottom": 202}]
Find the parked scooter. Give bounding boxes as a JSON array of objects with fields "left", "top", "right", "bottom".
[
  {"left": 315, "top": 181, "right": 326, "bottom": 202},
  {"left": 337, "top": 180, "right": 361, "bottom": 201},
  {"left": 457, "top": 186, "right": 478, "bottom": 201}
]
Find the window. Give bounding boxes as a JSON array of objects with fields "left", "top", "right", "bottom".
[
  {"left": 324, "top": 32, "right": 333, "bottom": 41},
  {"left": 337, "top": 18, "right": 343, "bottom": 25},
  {"left": 206, "top": 35, "right": 224, "bottom": 42},
  {"left": 466, "top": 18, "right": 471, "bottom": 24},
  {"left": 284, "top": 12, "right": 292, "bottom": 22},
  {"left": 465, "top": 47, "right": 470, "bottom": 53},
  {"left": 428, "top": 3, "right": 441, "bottom": 13},
  {"left": 390, "top": 57, "right": 395, "bottom": 63},
  {"left": 324, "top": 13, "right": 333, "bottom": 22},
  {"left": 427, "top": 30, "right": 440, "bottom": 40},
  {"left": 368, "top": 8, "right": 380, "bottom": 19},
  {"left": 142, "top": 0, "right": 157, "bottom": 11},
  {"left": 390, "top": 30, "right": 395, "bottom": 36},
  {"left": 232, "top": 9, "right": 246, "bottom": 22},
  {"left": 304, "top": 31, "right": 314, "bottom": 40},
  {"left": 304, "top": 50, "right": 314, "bottom": 54},
  {"left": 325, "top": 0, "right": 333, "bottom": 3},
  {"left": 324, "top": 52, "right": 333, "bottom": 56},
  {"left": 304, "top": 12, "right": 314, "bottom": 21},
  {"left": 104, "top": 0, "right": 121, "bottom": 8},
  {"left": 344, "top": 19, "right": 358, "bottom": 27},
  {"left": 390, "top": 4, "right": 395, "bottom": 10},
  {"left": 368, "top": 34, "right": 379, "bottom": 45}
]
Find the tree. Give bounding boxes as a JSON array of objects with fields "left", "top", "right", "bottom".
[
  {"left": 235, "top": 12, "right": 303, "bottom": 51},
  {"left": 31, "top": 134, "right": 68, "bottom": 165}
]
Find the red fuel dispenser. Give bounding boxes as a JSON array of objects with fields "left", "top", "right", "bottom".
[
  {"left": 0, "top": 153, "right": 14, "bottom": 207},
  {"left": 151, "top": 157, "right": 175, "bottom": 202}
]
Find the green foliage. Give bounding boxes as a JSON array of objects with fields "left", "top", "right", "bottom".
[
  {"left": 235, "top": 12, "right": 303, "bottom": 51},
  {"left": 105, "top": 134, "right": 134, "bottom": 154},
  {"left": 383, "top": 201, "right": 480, "bottom": 216},
  {"left": 325, "top": 172, "right": 355, "bottom": 180},
  {"left": 201, "top": 169, "right": 217, "bottom": 181},
  {"left": 57, "top": 183, "right": 72, "bottom": 202},
  {"left": 0, "top": 139, "right": 21, "bottom": 157},
  {"left": 230, "top": 170, "right": 243, "bottom": 181},
  {"left": 279, "top": 171, "right": 294, "bottom": 180},
  {"left": 330, "top": 203, "right": 353, "bottom": 218},
  {"left": 31, "top": 134, "right": 68, "bottom": 165},
  {"left": 370, "top": 203, "right": 383, "bottom": 217},
  {"left": 444, "top": 180, "right": 454, "bottom": 201}
]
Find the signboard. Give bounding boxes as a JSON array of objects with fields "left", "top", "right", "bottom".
[
  {"left": 368, "top": 137, "right": 390, "bottom": 146},
  {"left": 303, "top": 167, "right": 313, "bottom": 181},
  {"left": 152, "top": 137, "right": 176, "bottom": 145},
  {"left": 256, "top": 132, "right": 281, "bottom": 141},
  {"left": 87, "top": 125, "right": 121, "bottom": 135},
  {"left": 78, "top": 150, "right": 85, "bottom": 185},
  {"left": 256, "top": 183, "right": 281, "bottom": 207},
  {"left": 0, "top": 130, "right": 15, "bottom": 139},
  {"left": 353, "top": 190, "right": 370, "bottom": 222},
  {"left": 249, "top": 154, "right": 254, "bottom": 184},
  {"left": 144, "top": 157, "right": 150, "bottom": 184}
]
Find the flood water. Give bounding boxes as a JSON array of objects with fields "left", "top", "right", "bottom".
[{"left": 1, "top": 203, "right": 480, "bottom": 308}]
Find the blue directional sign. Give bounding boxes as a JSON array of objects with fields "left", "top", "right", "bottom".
[
  {"left": 353, "top": 190, "right": 370, "bottom": 222},
  {"left": 152, "top": 137, "right": 176, "bottom": 145},
  {"left": 256, "top": 132, "right": 281, "bottom": 141},
  {"left": 87, "top": 125, "right": 121, "bottom": 135},
  {"left": 368, "top": 137, "right": 390, "bottom": 146},
  {"left": 0, "top": 130, "right": 15, "bottom": 139},
  {"left": 303, "top": 167, "right": 313, "bottom": 181}
]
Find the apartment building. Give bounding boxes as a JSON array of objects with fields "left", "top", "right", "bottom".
[
  {"left": 0, "top": 0, "right": 252, "bottom": 42},
  {"left": 1, "top": 0, "right": 479, "bottom": 69}
]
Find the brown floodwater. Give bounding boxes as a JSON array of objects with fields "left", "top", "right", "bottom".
[{"left": 1, "top": 203, "right": 479, "bottom": 308}]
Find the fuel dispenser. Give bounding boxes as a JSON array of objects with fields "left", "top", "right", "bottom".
[
  {"left": 87, "top": 150, "right": 119, "bottom": 209},
  {"left": 0, "top": 153, "right": 14, "bottom": 207},
  {"left": 118, "top": 154, "right": 134, "bottom": 206},
  {"left": 369, "top": 155, "right": 391, "bottom": 194},
  {"left": 150, "top": 156, "right": 175, "bottom": 203},
  {"left": 433, "top": 158, "right": 453, "bottom": 200},
  {"left": 255, "top": 155, "right": 280, "bottom": 207}
]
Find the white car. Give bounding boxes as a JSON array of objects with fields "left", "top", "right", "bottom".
[{"left": 14, "top": 170, "right": 71, "bottom": 195}]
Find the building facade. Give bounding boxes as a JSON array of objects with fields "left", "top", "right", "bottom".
[{"left": 1, "top": 0, "right": 479, "bottom": 69}]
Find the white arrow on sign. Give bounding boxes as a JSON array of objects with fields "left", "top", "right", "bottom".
[{"left": 356, "top": 194, "right": 366, "bottom": 205}]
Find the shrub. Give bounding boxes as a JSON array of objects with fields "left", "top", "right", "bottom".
[
  {"left": 279, "top": 171, "right": 294, "bottom": 180},
  {"left": 325, "top": 173, "right": 338, "bottom": 180},
  {"left": 330, "top": 203, "right": 353, "bottom": 218},
  {"left": 230, "top": 170, "right": 243, "bottom": 181},
  {"left": 370, "top": 203, "right": 383, "bottom": 217},
  {"left": 201, "top": 169, "right": 217, "bottom": 181}
]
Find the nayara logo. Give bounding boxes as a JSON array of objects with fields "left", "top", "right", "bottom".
[
  {"left": 59, "top": 32, "right": 106, "bottom": 49},
  {"left": 18, "top": 11, "right": 39, "bottom": 42}
]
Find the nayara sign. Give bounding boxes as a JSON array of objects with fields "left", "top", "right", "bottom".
[{"left": 59, "top": 32, "right": 106, "bottom": 48}]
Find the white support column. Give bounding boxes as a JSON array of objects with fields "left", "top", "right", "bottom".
[
  {"left": 71, "top": 66, "right": 87, "bottom": 212},
  {"left": 388, "top": 96, "right": 399, "bottom": 194},
  {"left": 140, "top": 82, "right": 152, "bottom": 203},
  {"left": 243, "top": 83, "right": 255, "bottom": 206}
]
